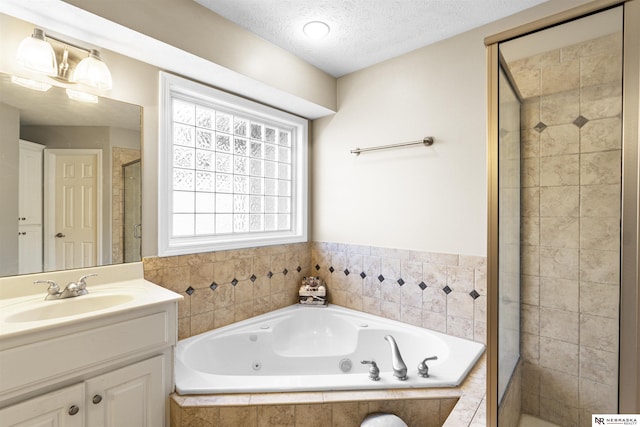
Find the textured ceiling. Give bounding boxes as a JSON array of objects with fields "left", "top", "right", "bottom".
[{"left": 195, "top": 0, "right": 548, "bottom": 77}]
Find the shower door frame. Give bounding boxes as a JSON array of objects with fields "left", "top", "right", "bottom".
[{"left": 485, "top": 0, "right": 640, "bottom": 424}]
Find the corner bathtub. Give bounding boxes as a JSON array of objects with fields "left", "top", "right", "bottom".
[{"left": 175, "top": 304, "right": 485, "bottom": 394}]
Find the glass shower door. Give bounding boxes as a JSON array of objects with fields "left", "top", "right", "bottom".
[{"left": 497, "top": 66, "right": 521, "bottom": 404}]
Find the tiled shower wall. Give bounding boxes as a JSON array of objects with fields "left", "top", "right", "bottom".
[
  {"left": 112, "top": 147, "right": 141, "bottom": 263},
  {"left": 142, "top": 241, "right": 486, "bottom": 344},
  {"left": 510, "top": 32, "right": 622, "bottom": 426}
]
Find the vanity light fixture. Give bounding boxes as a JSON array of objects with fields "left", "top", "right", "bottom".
[
  {"left": 16, "top": 28, "right": 58, "bottom": 75},
  {"left": 303, "top": 21, "right": 330, "bottom": 40},
  {"left": 74, "top": 49, "right": 112, "bottom": 90},
  {"left": 11, "top": 75, "right": 52, "bottom": 92},
  {"left": 66, "top": 88, "right": 99, "bottom": 103},
  {"left": 16, "top": 27, "right": 113, "bottom": 91}
]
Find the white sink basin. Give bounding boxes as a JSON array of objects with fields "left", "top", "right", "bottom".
[{"left": 4, "top": 294, "right": 136, "bottom": 323}]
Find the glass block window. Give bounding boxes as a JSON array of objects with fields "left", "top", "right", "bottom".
[{"left": 158, "top": 73, "right": 308, "bottom": 256}]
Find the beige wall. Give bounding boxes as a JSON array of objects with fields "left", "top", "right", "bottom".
[
  {"left": 311, "top": 0, "right": 595, "bottom": 257},
  {"left": 0, "top": 103, "right": 20, "bottom": 276}
]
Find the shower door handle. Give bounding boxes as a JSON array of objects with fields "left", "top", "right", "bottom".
[{"left": 133, "top": 224, "right": 142, "bottom": 239}]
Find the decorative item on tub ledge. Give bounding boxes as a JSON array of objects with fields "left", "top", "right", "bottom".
[{"left": 298, "top": 276, "right": 328, "bottom": 306}]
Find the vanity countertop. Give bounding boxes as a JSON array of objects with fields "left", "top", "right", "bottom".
[{"left": 0, "top": 262, "right": 182, "bottom": 341}]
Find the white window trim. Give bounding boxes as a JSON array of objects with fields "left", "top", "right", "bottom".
[{"left": 158, "top": 72, "right": 308, "bottom": 256}]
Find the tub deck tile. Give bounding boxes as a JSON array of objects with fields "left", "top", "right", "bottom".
[
  {"left": 177, "top": 394, "right": 253, "bottom": 407},
  {"left": 249, "top": 391, "right": 324, "bottom": 405}
]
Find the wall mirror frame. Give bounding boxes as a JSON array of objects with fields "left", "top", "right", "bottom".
[
  {"left": 0, "top": 19, "right": 143, "bottom": 278},
  {"left": 486, "top": 0, "right": 639, "bottom": 424}
]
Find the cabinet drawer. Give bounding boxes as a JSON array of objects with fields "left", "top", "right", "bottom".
[{"left": 0, "top": 312, "right": 168, "bottom": 396}]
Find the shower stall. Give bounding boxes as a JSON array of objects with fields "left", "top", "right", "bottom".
[
  {"left": 122, "top": 159, "right": 141, "bottom": 263},
  {"left": 487, "top": 1, "right": 639, "bottom": 426}
]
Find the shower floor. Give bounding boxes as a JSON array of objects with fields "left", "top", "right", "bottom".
[{"left": 518, "top": 414, "right": 561, "bottom": 427}]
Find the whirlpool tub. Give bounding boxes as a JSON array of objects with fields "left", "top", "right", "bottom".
[{"left": 175, "top": 304, "right": 485, "bottom": 394}]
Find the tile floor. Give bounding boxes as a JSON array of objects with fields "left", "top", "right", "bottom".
[{"left": 519, "top": 414, "right": 561, "bottom": 427}]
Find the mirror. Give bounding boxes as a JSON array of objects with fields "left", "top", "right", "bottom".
[{"left": 0, "top": 72, "right": 142, "bottom": 277}]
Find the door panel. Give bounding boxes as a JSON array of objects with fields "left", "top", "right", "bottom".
[{"left": 53, "top": 153, "right": 98, "bottom": 270}]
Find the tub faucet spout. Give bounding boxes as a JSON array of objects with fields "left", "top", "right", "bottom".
[{"left": 384, "top": 335, "right": 407, "bottom": 380}]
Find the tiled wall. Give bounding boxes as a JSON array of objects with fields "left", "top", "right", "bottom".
[
  {"left": 143, "top": 242, "right": 311, "bottom": 339},
  {"left": 311, "top": 242, "right": 486, "bottom": 343},
  {"left": 510, "top": 32, "right": 622, "bottom": 426},
  {"left": 112, "top": 147, "right": 141, "bottom": 263},
  {"left": 142, "top": 241, "right": 487, "bottom": 344}
]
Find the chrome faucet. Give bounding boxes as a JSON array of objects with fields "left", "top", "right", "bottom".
[
  {"left": 34, "top": 280, "right": 62, "bottom": 300},
  {"left": 35, "top": 273, "right": 97, "bottom": 300},
  {"left": 384, "top": 335, "right": 408, "bottom": 380}
]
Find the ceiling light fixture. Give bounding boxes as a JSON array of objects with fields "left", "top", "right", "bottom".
[
  {"left": 15, "top": 27, "right": 113, "bottom": 91},
  {"left": 303, "top": 21, "right": 330, "bottom": 40}
]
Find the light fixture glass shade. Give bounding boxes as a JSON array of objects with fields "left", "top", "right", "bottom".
[
  {"left": 16, "top": 28, "right": 57, "bottom": 75},
  {"left": 11, "top": 75, "right": 52, "bottom": 91},
  {"left": 66, "top": 88, "right": 99, "bottom": 103},
  {"left": 74, "top": 49, "right": 112, "bottom": 90}
]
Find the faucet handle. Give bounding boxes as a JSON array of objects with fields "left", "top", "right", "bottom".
[
  {"left": 417, "top": 356, "right": 438, "bottom": 378},
  {"left": 361, "top": 360, "right": 380, "bottom": 381},
  {"left": 77, "top": 273, "right": 97, "bottom": 289},
  {"left": 34, "top": 280, "right": 60, "bottom": 299}
]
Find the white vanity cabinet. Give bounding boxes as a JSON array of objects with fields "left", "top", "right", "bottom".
[
  {"left": 0, "top": 356, "right": 163, "bottom": 427},
  {"left": 0, "top": 265, "right": 182, "bottom": 427},
  {"left": 0, "top": 383, "right": 84, "bottom": 427},
  {"left": 85, "top": 356, "right": 164, "bottom": 427}
]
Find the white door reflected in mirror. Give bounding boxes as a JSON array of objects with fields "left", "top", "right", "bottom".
[{"left": 44, "top": 149, "right": 102, "bottom": 271}]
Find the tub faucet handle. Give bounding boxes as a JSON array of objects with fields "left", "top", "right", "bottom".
[
  {"left": 361, "top": 360, "right": 380, "bottom": 381},
  {"left": 417, "top": 356, "right": 438, "bottom": 378}
]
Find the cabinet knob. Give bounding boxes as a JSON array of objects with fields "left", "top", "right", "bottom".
[
  {"left": 68, "top": 405, "right": 80, "bottom": 416},
  {"left": 92, "top": 394, "right": 103, "bottom": 404}
]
